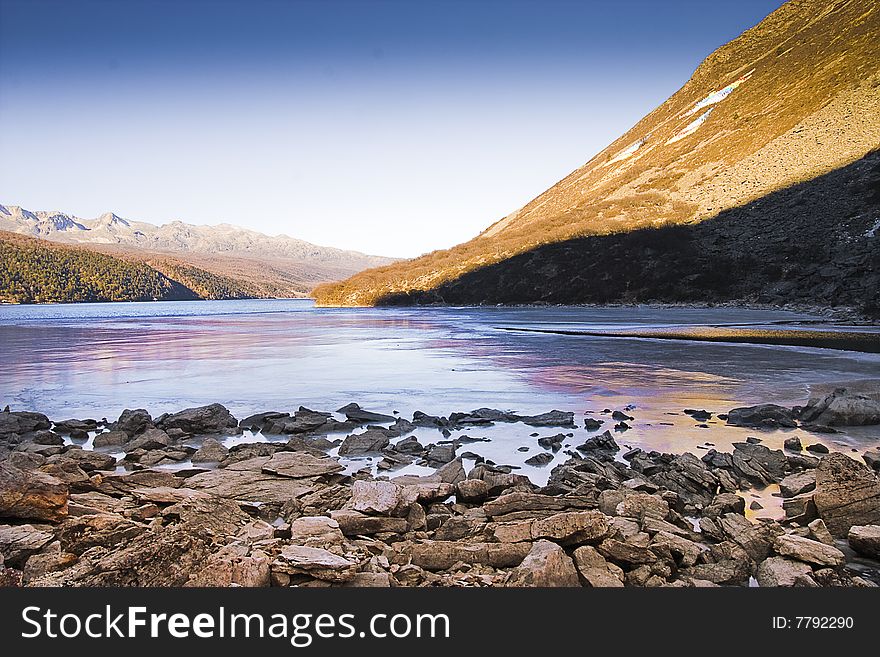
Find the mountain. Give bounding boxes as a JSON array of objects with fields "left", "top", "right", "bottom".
[
  {"left": 0, "top": 230, "right": 253, "bottom": 303},
  {"left": 314, "top": 0, "right": 880, "bottom": 313},
  {"left": 0, "top": 204, "right": 396, "bottom": 297}
]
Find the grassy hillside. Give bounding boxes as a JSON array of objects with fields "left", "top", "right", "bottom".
[
  {"left": 0, "top": 231, "right": 259, "bottom": 303},
  {"left": 315, "top": 0, "right": 880, "bottom": 308}
]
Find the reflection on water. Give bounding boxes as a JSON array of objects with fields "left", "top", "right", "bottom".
[{"left": 1, "top": 300, "right": 878, "bottom": 468}]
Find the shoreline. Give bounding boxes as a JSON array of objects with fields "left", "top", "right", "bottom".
[
  {"left": 2, "top": 390, "right": 879, "bottom": 588},
  {"left": 4, "top": 297, "right": 878, "bottom": 325},
  {"left": 500, "top": 326, "right": 880, "bottom": 354}
]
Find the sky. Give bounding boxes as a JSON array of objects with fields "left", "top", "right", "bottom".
[{"left": 0, "top": 0, "right": 785, "bottom": 258}]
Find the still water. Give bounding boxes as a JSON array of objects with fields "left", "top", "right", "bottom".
[{"left": 1, "top": 299, "right": 878, "bottom": 485}]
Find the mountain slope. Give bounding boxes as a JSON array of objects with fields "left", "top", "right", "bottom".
[
  {"left": 0, "top": 204, "right": 396, "bottom": 297},
  {"left": 314, "top": 0, "right": 880, "bottom": 309},
  {"left": 0, "top": 231, "right": 204, "bottom": 303}
]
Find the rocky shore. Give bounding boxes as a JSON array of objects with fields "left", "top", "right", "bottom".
[{"left": 1, "top": 388, "right": 879, "bottom": 588}]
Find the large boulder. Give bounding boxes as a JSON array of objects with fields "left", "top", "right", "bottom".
[
  {"left": 847, "top": 525, "right": 880, "bottom": 559},
  {"left": 800, "top": 388, "right": 880, "bottom": 426},
  {"left": 0, "top": 524, "right": 55, "bottom": 568},
  {"left": 0, "top": 462, "right": 68, "bottom": 522},
  {"left": 571, "top": 545, "right": 624, "bottom": 587},
  {"left": 506, "top": 540, "right": 580, "bottom": 587},
  {"left": 329, "top": 510, "right": 408, "bottom": 536},
  {"left": 260, "top": 452, "right": 344, "bottom": 479},
  {"left": 337, "top": 429, "right": 390, "bottom": 455},
  {"left": 191, "top": 437, "right": 229, "bottom": 463},
  {"left": 0, "top": 410, "right": 51, "bottom": 437},
  {"left": 158, "top": 404, "right": 237, "bottom": 435},
  {"left": 337, "top": 403, "right": 395, "bottom": 425},
  {"left": 114, "top": 409, "right": 153, "bottom": 436},
  {"left": 726, "top": 404, "right": 796, "bottom": 428},
  {"left": 773, "top": 534, "right": 845, "bottom": 566},
  {"left": 812, "top": 453, "right": 880, "bottom": 537},
  {"left": 531, "top": 511, "right": 609, "bottom": 545},
  {"left": 756, "top": 557, "right": 814, "bottom": 587},
  {"left": 730, "top": 442, "right": 787, "bottom": 485}
]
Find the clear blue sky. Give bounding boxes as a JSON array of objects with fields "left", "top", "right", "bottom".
[{"left": 0, "top": 0, "right": 784, "bottom": 257}]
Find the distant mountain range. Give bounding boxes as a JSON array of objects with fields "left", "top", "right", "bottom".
[
  {"left": 0, "top": 204, "right": 396, "bottom": 298},
  {"left": 315, "top": 0, "right": 880, "bottom": 315}
]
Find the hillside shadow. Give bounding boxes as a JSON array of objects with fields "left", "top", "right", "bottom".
[{"left": 376, "top": 151, "right": 880, "bottom": 314}]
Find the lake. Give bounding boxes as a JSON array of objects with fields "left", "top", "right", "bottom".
[{"left": 1, "top": 299, "right": 878, "bottom": 487}]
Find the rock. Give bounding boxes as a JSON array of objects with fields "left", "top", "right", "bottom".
[
  {"left": 0, "top": 462, "right": 68, "bottom": 522},
  {"left": 726, "top": 404, "right": 796, "bottom": 428},
  {"left": 127, "top": 428, "right": 171, "bottom": 451},
  {"left": 505, "top": 540, "right": 580, "bottom": 587},
  {"left": 338, "top": 429, "right": 390, "bottom": 455},
  {"left": 863, "top": 448, "right": 880, "bottom": 472},
  {"left": 342, "top": 572, "right": 394, "bottom": 587},
  {"left": 238, "top": 411, "right": 289, "bottom": 431},
  {"left": 54, "top": 449, "right": 117, "bottom": 471},
  {"left": 158, "top": 404, "right": 237, "bottom": 435},
  {"left": 779, "top": 471, "right": 816, "bottom": 497},
  {"left": 813, "top": 453, "right": 880, "bottom": 537},
  {"left": 806, "top": 443, "right": 830, "bottom": 454},
  {"left": 572, "top": 545, "right": 624, "bottom": 587},
  {"left": 519, "top": 410, "right": 576, "bottom": 428},
  {"left": 185, "top": 460, "right": 316, "bottom": 504},
  {"left": 28, "top": 430, "right": 64, "bottom": 446},
  {"left": 756, "top": 556, "right": 814, "bottom": 587},
  {"left": 394, "top": 436, "right": 424, "bottom": 454},
  {"left": 684, "top": 409, "right": 712, "bottom": 421},
  {"left": 782, "top": 493, "right": 818, "bottom": 522},
  {"left": 576, "top": 430, "right": 619, "bottom": 456},
  {"left": 525, "top": 453, "right": 554, "bottom": 466},
  {"left": 337, "top": 403, "right": 396, "bottom": 424},
  {"left": 847, "top": 525, "right": 880, "bottom": 559},
  {"left": 350, "top": 480, "right": 405, "bottom": 515},
  {"left": 650, "top": 531, "right": 704, "bottom": 567},
  {"left": 406, "top": 541, "right": 531, "bottom": 571},
  {"left": 483, "top": 492, "right": 592, "bottom": 520},
  {"left": 424, "top": 443, "right": 457, "bottom": 465},
  {"left": 115, "top": 409, "right": 153, "bottom": 436},
  {"left": 0, "top": 524, "right": 55, "bottom": 567},
  {"left": 455, "top": 478, "right": 489, "bottom": 503},
  {"left": 467, "top": 464, "right": 533, "bottom": 495},
  {"left": 597, "top": 538, "right": 657, "bottom": 565},
  {"left": 774, "top": 534, "right": 845, "bottom": 566},
  {"left": 730, "top": 442, "right": 787, "bottom": 485},
  {"left": 800, "top": 388, "right": 880, "bottom": 426},
  {"left": 92, "top": 430, "right": 129, "bottom": 448},
  {"left": 0, "top": 410, "right": 51, "bottom": 437},
  {"left": 717, "top": 513, "right": 780, "bottom": 561},
  {"left": 329, "top": 510, "right": 408, "bottom": 536},
  {"left": 537, "top": 434, "right": 566, "bottom": 451},
  {"left": 185, "top": 546, "right": 270, "bottom": 587},
  {"left": 288, "top": 516, "right": 345, "bottom": 548},
  {"left": 261, "top": 452, "right": 344, "bottom": 478},
  {"left": 21, "top": 542, "right": 78, "bottom": 583},
  {"left": 531, "top": 511, "right": 609, "bottom": 545},
  {"left": 614, "top": 491, "right": 670, "bottom": 521},
  {"left": 611, "top": 410, "right": 633, "bottom": 422},
  {"left": 784, "top": 436, "right": 803, "bottom": 452},
  {"left": 32, "top": 496, "right": 249, "bottom": 586},
  {"left": 807, "top": 519, "right": 835, "bottom": 545},
  {"left": 272, "top": 545, "right": 357, "bottom": 582},
  {"left": 435, "top": 458, "right": 466, "bottom": 485},
  {"left": 583, "top": 418, "right": 604, "bottom": 431},
  {"left": 191, "top": 438, "right": 229, "bottom": 463}
]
